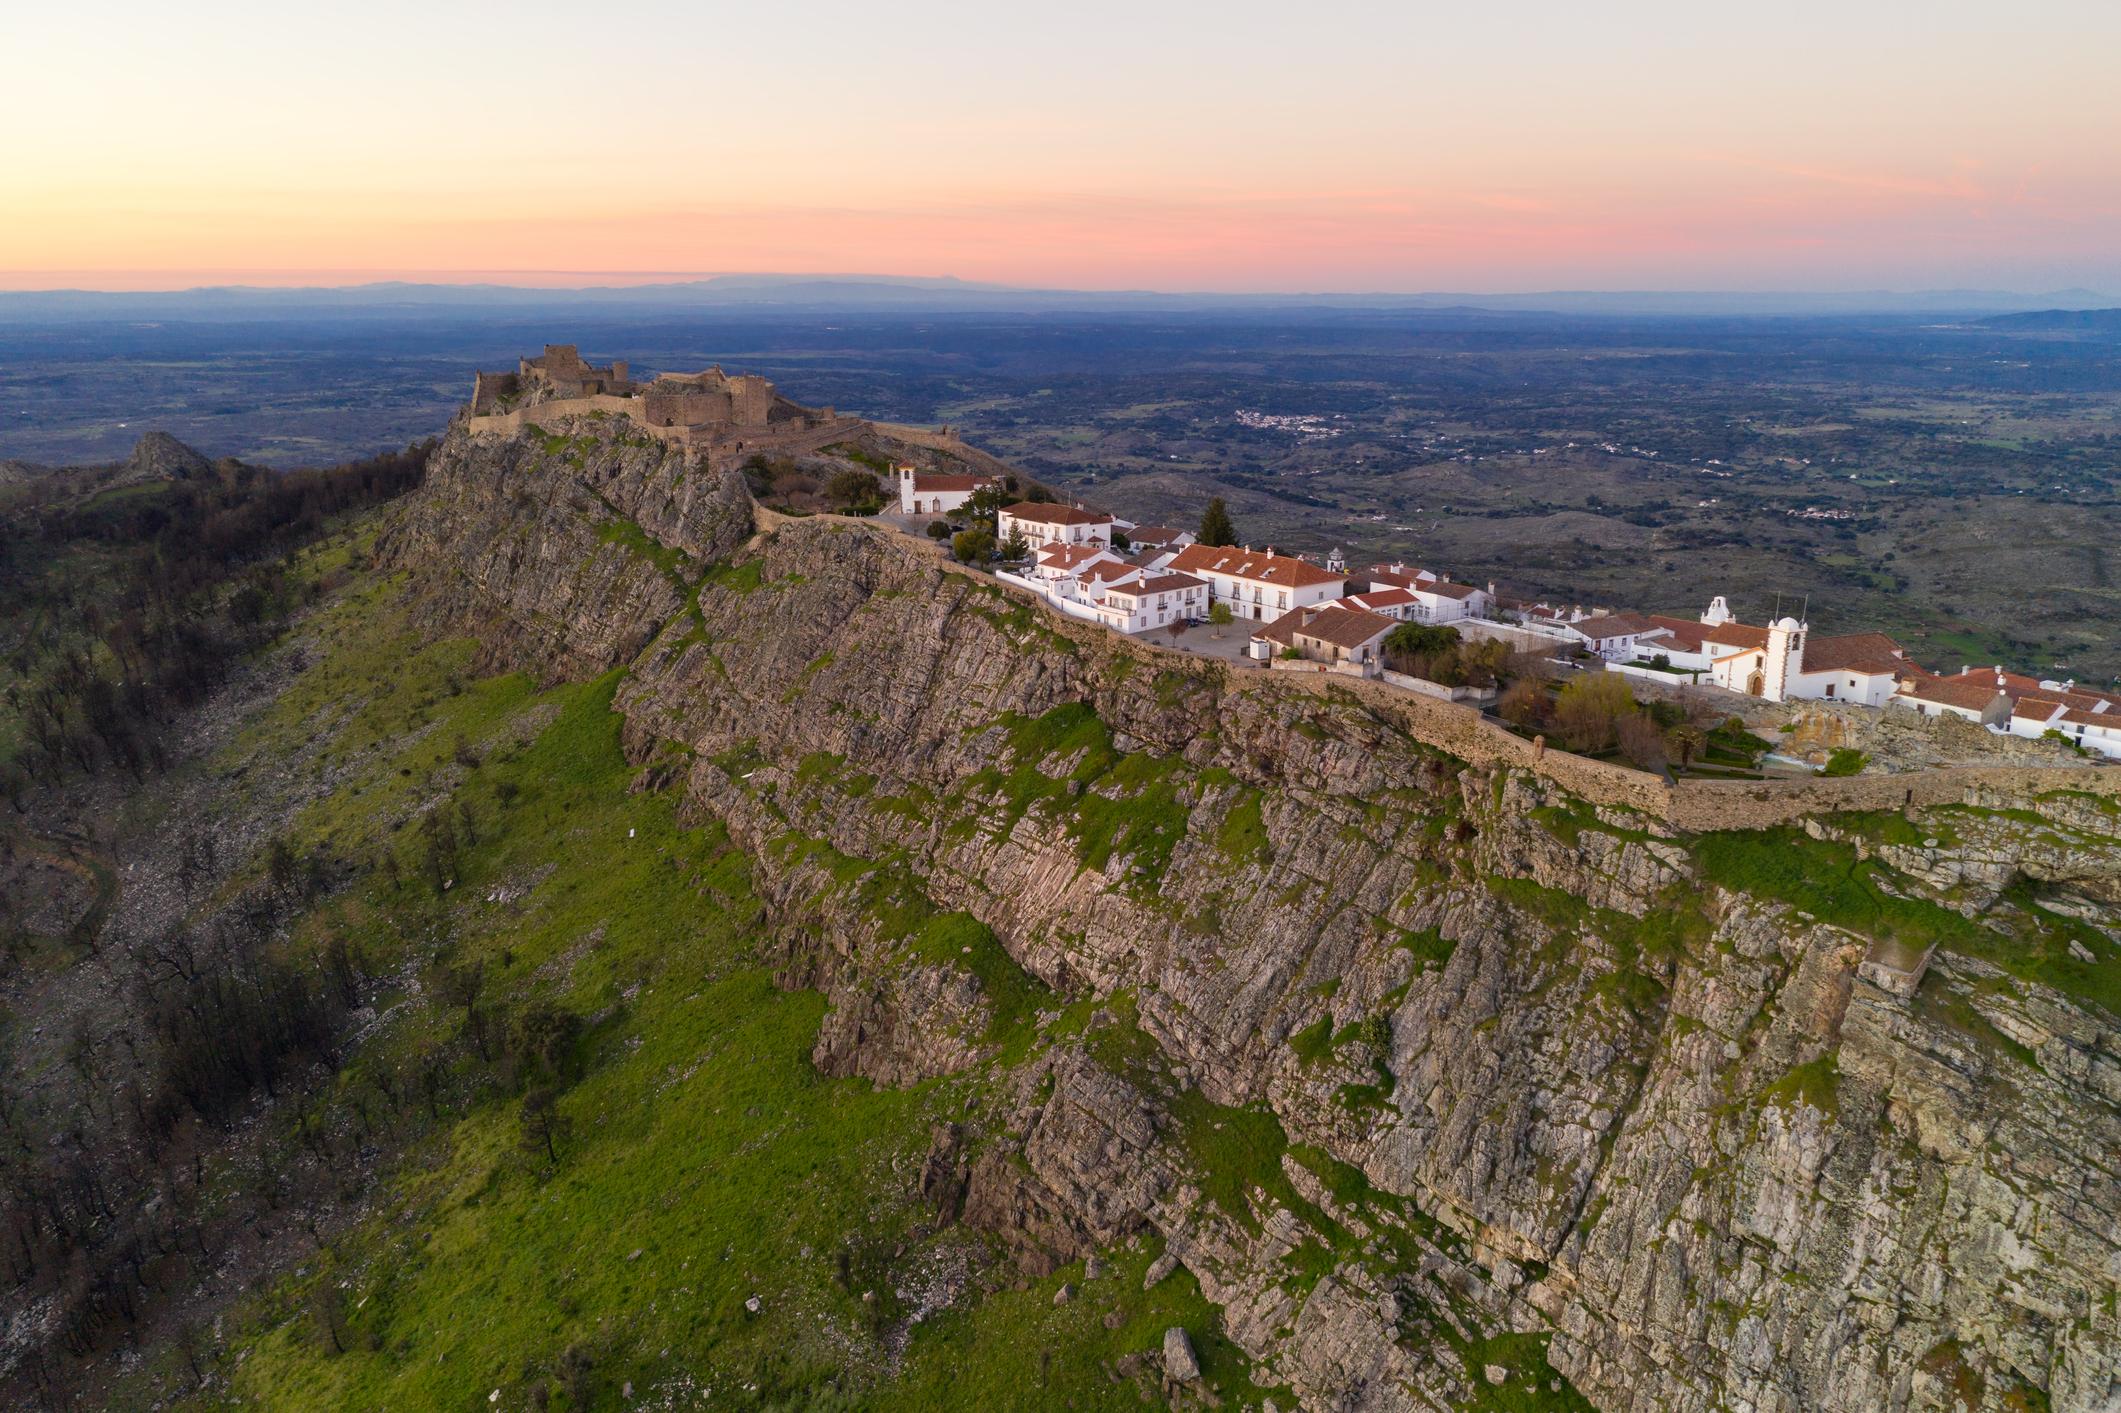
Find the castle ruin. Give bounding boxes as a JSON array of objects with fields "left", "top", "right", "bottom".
[{"left": 464, "top": 345, "right": 848, "bottom": 461}]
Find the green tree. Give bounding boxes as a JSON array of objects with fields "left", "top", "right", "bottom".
[
  {"left": 519, "top": 1085, "right": 572, "bottom": 1165},
  {"left": 1553, "top": 673, "right": 1637, "bottom": 752},
  {"left": 1207, "top": 602, "right": 1234, "bottom": 626},
  {"left": 998, "top": 532, "right": 1030, "bottom": 562},
  {"left": 1198, "top": 497, "right": 1237, "bottom": 547},
  {"left": 823, "top": 468, "right": 880, "bottom": 510},
  {"left": 1382, "top": 623, "right": 1461, "bottom": 660},
  {"left": 952, "top": 528, "right": 996, "bottom": 564}
]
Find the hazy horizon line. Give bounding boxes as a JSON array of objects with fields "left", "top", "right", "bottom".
[{"left": 0, "top": 270, "right": 2115, "bottom": 301}]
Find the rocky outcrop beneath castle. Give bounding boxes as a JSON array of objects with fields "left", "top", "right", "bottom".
[
  {"left": 397, "top": 433, "right": 2121, "bottom": 1411},
  {"left": 1784, "top": 697, "right": 2085, "bottom": 771},
  {"left": 378, "top": 417, "right": 752, "bottom": 678}
]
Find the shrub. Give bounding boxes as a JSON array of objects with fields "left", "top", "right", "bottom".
[
  {"left": 951, "top": 528, "right": 995, "bottom": 564},
  {"left": 1554, "top": 673, "right": 1636, "bottom": 751},
  {"left": 823, "top": 468, "right": 881, "bottom": 510},
  {"left": 1820, "top": 747, "right": 1868, "bottom": 777},
  {"left": 1498, "top": 676, "right": 1547, "bottom": 728},
  {"left": 1616, "top": 712, "right": 1668, "bottom": 772},
  {"left": 924, "top": 520, "right": 950, "bottom": 540}
]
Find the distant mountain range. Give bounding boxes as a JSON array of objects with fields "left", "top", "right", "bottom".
[
  {"left": 1978, "top": 307, "right": 2121, "bottom": 333},
  {"left": 0, "top": 273, "right": 2114, "bottom": 322}
]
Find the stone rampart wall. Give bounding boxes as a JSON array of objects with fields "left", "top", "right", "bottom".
[
  {"left": 465, "top": 400, "right": 862, "bottom": 463},
  {"left": 1666, "top": 765, "right": 2121, "bottom": 832},
  {"left": 464, "top": 397, "right": 685, "bottom": 443}
]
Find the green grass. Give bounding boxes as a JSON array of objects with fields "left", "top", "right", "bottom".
[
  {"left": 701, "top": 557, "right": 765, "bottom": 595},
  {"left": 1819, "top": 747, "right": 1869, "bottom": 777},
  {"left": 595, "top": 516, "right": 696, "bottom": 589},
  {"left": 904, "top": 907, "right": 1050, "bottom": 1057},
  {"left": 1692, "top": 829, "right": 1991, "bottom": 957},
  {"left": 1288, "top": 1016, "right": 1335, "bottom": 1064},
  {"left": 1166, "top": 1090, "right": 1313, "bottom": 1237},
  {"left": 1397, "top": 927, "right": 1457, "bottom": 971},
  {"left": 195, "top": 593, "right": 1266, "bottom": 1409},
  {"left": 876, "top": 1241, "right": 1283, "bottom": 1410},
  {"left": 960, "top": 704, "right": 1193, "bottom": 887},
  {"left": 1215, "top": 787, "right": 1270, "bottom": 864},
  {"left": 1759, "top": 1053, "right": 1841, "bottom": 1117}
]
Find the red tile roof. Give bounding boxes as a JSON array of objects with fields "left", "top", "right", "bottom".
[
  {"left": 1171, "top": 544, "right": 1345, "bottom": 589},
  {"left": 908, "top": 472, "right": 993, "bottom": 493},
  {"left": 1637, "top": 616, "right": 1719, "bottom": 654},
  {"left": 1367, "top": 564, "right": 1439, "bottom": 590},
  {"left": 1701, "top": 621, "right": 1773, "bottom": 650},
  {"left": 1799, "top": 632, "right": 1910, "bottom": 676},
  {"left": 1571, "top": 612, "right": 1658, "bottom": 640},
  {"left": 1037, "top": 543, "right": 1111, "bottom": 572},
  {"left": 1341, "top": 587, "right": 1417, "bottom": 612},
  {"left": 1256, "top": 603, "right": 1397, "bottom": 651},
  {"left": 1112, "top": 571, "right": 1205, "bottom": 598},
  {"left": 1423, "top": 581, "right": 1480, "bottom": 601},
  {"left": 1898, "top": 673, "right": 2012, "bottom": 711},
  {"left": 1003, "top": 501, "right": 1111, "bottom": 525}
]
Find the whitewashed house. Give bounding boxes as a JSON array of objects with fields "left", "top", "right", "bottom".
[
  {"left": 1167, "top": 545, "right": 1346, "bottom": 622},
  {"left": 1898, "top": 666, "right": 2121, "bottom": 755},
  {"left": 1088, "top": 571, "right": 1209, "bottom": 633},
  {"left": 1126, "top": 525, "right": 1196, "bottom": 555},
  {"left": 1564, "top": 612, "right": 1660, "bottom": 660},
  {"left": 999, "top": 501, "right": 1114, "bottom": 549},
  {"left": 1409, "top": 580, "right": 1491, "bottom": 623},
  {"left": 897, "top": 466, "right": 998, "bottom": 515},
  {"left": 1030, "top": 541, "right": 1124, "bottom": 585},
  {"left": 1366, "top": 563, "right": 1441, "bottom": 592},
  {"left": 1338, "top": 587, "right": 1421, "bottom": 620},
  {"left": 1894, "top": 670, "right": 2014, "bottom": 725}
]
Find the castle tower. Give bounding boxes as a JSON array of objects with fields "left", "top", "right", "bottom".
[
  {"left": 1702, "top": 595, "right": 1733, "bottom": 627},
  {"left": 1325, "top": 546, "right": 1346, "bottom": 575}
]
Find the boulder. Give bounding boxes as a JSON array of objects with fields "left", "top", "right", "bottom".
[{"left": 1162, "top": 1327, "right": 1201, "bottom": 1384}]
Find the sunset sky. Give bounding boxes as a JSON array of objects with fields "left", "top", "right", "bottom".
[{"left": 8, "top": 0, "right": 2119, "bottom": 293}]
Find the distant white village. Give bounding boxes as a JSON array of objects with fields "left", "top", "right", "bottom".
[{"left": 892, "top": 466, "right": 2121, "bottom": 761}]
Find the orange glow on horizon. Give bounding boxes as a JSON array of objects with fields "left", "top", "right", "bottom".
[{"left": 6, "top": 1, "right": 2118, "bottom": 293}]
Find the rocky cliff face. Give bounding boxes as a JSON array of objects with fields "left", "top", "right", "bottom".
[
  {"left": 400, "top": 419, "right": 2121, "bottom": 1412},
  {"left": 380, "top": 417, "right": 755, "bottom": 677}
]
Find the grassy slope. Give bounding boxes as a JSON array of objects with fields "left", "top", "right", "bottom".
[
  {"left": 111, "top": 523, "right": 2112, "bottom": 1409},
  {"left": 157, "top": 555, "right": 1262, "bottom": 1410}
]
